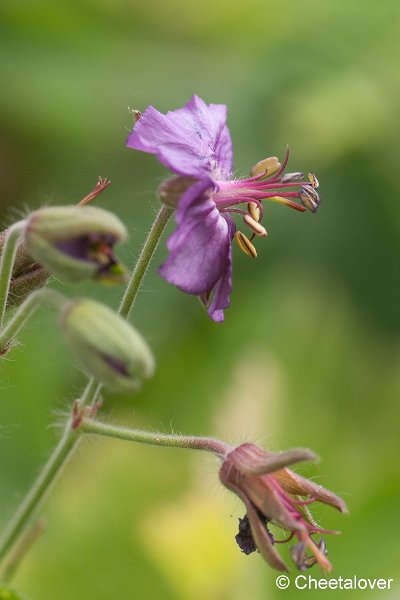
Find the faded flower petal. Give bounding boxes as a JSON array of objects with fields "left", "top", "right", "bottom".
[
  {"left": 273, "top": 468, "right": 348, "bottom": 514},
  {"left": 219, "top": 443, "right": 346, "bottom": 573},
  {"left": 231, "top": 480, "right": 289, "bottom": 572}
]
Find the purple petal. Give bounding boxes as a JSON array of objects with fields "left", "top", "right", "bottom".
[
  {"left": 158, "top": 180, "right": 231, "bottom": 295},
  {"left": 126, "top": 95, "right": 233, "bottom": 179},
  {"left": 206, "top": 215, "right": 235, "bottom": 322}
]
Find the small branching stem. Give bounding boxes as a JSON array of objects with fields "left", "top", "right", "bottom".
[
  {"left": 80, "top": 417, "right": 231, "bottom": 456},
  {"left": 0, "top": 423, "right": 79, "bottom": 565}
]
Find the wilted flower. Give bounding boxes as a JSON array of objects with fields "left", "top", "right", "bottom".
[
  {"left": 60, "top": 299, "right": 155, "bottom": 392},
  {"left": 219, "top": 443, "right": 347, "bottom": 572},
  {"left": 127, "top": 95, "right": 320, "bottom": 321},
  {"left": 24, "top": 206, "right": 128, "bottom": 283}
]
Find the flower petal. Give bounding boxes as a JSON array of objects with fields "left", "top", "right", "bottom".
[
  {"left": 158, "top": 180, "right": 231, "bottom": 295},
  {"left": 228, "top": 481, "right": 289, "bottom": 572},
  {"left": 126, "top": 95, "right": 233, "bottom": 179},
  {"left": 243, "top": 473, "right": 304, "bottom": 532},
  {"left": 245, "top": 448, "right": 318, "bottom": 476},
  {"left": 274, "top": 468, "right": 348, "bottom": 514},
  {"left": 206, "top": 215, "right": 235, "bottom": 322}
]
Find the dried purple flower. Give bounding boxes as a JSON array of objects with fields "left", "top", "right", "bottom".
[
  {"left": 219, "top": 443, "right": 347, "bottom": 573},
  {"left": 127, "top": 95, "right": 320, "bottom": 321}
]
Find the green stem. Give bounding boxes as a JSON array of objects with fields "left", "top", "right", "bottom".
[
  {"left": 0, "top": 221, "right": 26, "bottom": 326},
  {"left": 81, "top": 417, "right": 231, "bottom": 456},
  {"left": 0, "top": 423, "right": 79, "bottom": 563},
  {"left": 119, "top": 205, "right": 172, "bottom": 319},
  {"left": 0, "top": 204, "right": 172, "bottom": 573},
  {"left": 0, "top": 288, "right": 67, "bottom": 351},
  {"left": 0, "top": 521, "right": 45, "bottom": 584}
]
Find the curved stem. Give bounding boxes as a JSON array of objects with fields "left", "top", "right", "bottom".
[
  {"left": 0, "top": 221, "right": 26, "bottom": 326},
  {"left": 81, "top": 417, "right": 231, "bottom": 456},
  {"left": 0, "top": 424, "right": 79, "bottom": 564}
]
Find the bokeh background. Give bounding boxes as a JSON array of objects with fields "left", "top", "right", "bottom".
[{"left": 0, "top": 1, "right": 399, "bottom": 598}]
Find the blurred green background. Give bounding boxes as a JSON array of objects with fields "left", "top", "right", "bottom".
[{"left": 0, "top": 0, "right": 399, "bottom": 598}]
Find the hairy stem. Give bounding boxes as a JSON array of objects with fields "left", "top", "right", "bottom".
[
  {"left": 0, "top": 424, "right": 79, "bottom": 563},
  {"left": 0, "top": 521, "right": 45, "bottom": 584},
  {"left": 0, "top": 204, "right": 172, "bottom": 574},
  {"left": 0, "top": 221, "right": 26, "bottom": 326},
  {"left": 119, "top": 204, "right": 172, "bottom": 319},
  {"left": 81, "top": 417, "right": 231, "bottom": 456}
]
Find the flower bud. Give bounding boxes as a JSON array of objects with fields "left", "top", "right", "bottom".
[
  {"left": 60, "top": 299, "right": 155, "bottom": 393},
  {"left": 158, "top": 176, "right": 198, "bottom": 207},
  {"left": 24, "top": 206, "right": 128, "bottom": 283}
]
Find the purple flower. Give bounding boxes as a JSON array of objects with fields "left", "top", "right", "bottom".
[{"left": 127, "top": 95, "right": 320, "bottom": 321}]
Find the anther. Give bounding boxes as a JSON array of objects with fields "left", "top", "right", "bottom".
[
  {"left": 247, "top": 201, "right": 260, "bottom": 222},
  {"left": 234, "top": 231, "right": 257, "bottom": 258},
  {"left": 281, "top": 172, "right": 304, "bottom": 183},
  {"left": 308, "top": 172, "right": 319, "bottom": 189},
  {"left": 250, "top": 156, "right": 281, "bottom": 178},
  {"left": 129, "top": 108, "right": 142, "bottom": 123},
  {"left": 244, "top": 214, "right": 267, "bottom": 237},
  {"left": 300, "top": 186, "right": 320, "bottom": 213}
]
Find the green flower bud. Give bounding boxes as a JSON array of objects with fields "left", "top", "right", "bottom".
[
  {"left": 158, "top": 175, "right": 197, "bottom": 208},
  {"left": 24, "top": 206, "right": 128, "bottom": 283},
  {"left": 60, "top": 299, "right": 154, "bottom": 393}
]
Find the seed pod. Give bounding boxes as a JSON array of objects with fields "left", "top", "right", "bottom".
[
  {"left": 158, "top": 176, "right": 198, "bottom": 208},
  {"left": 61, "top": 299, "right": 155, "bottom": 393}
]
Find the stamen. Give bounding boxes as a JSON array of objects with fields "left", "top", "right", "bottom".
[
  {"left": 272, "top": 145, "right": 290, "bottom": 179},
  {"left": 250, "top": 156, "right": 281, "bottom": 179},
  {"left": 308, "top": 172, "right": 319, "bottom": 189},
  {"left": 303, "top": 534, "right": 332, "bottom": 572},
  {"left": 247, "top": 201, "right": 260, "bottom": 222},
  {"left": 299, "top": 187, "right": 320, "bottom": 213},
  {"left": 129, "top": 108, "right": 142, "bottom": 123},
  {"left": 281, "top": 172, "right": 304, "bottom": 183},
  {"left": 267, "top": 196, "right": 306, "bottom": 212},
  {"left": 234, "top": 231, "right": 257, "bottom": 258},
  {"left": 244, "top": 214, "right": 267, "bottom": 237},
  {"left": 274, "top": 531, "right": 295, "bottom": 544}
]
